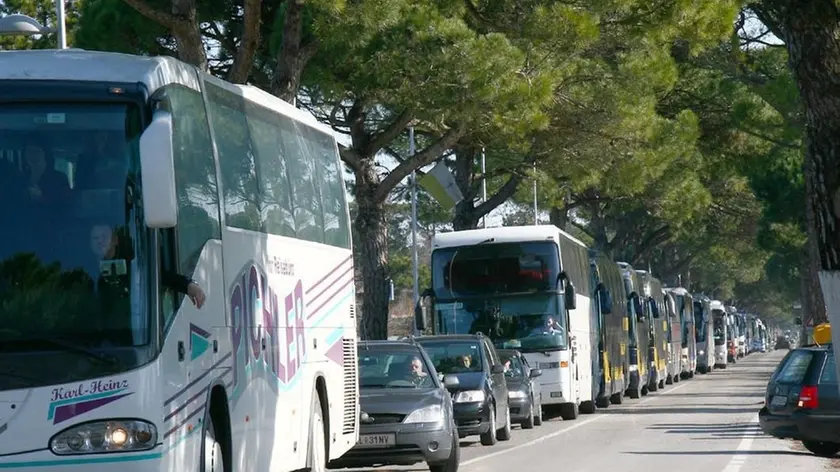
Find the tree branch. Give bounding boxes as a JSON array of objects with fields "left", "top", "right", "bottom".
[
  {"left": 121, "top": 0, "right": 179, "bottom": 29},
  {"left": 473, "top": 173, "right": 522, "bottom": 220},
  {"left": 374, "top": 123, "right": 466, "bottom": 202},
  {"left": 365, "top": 109, "right": 413, "bottom": 156}
]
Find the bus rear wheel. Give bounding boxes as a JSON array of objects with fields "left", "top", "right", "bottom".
[
  {"left": 308, "top": 395, "right": 328, "bottom": 472},
  {"left": 202, "top": 414, "right": 226, "bottom": 472}
]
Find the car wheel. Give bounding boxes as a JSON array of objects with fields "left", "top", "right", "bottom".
[
  {"left": 521, "top": 400, "right": 535, "bottom": 429},
  {"left": 429, "top": 432, "right": 459, "bottom": 472},
  {"left": 534, "top": 401, "right": 544, "bottom": 426},
  {"left": 497, "top": 406, "right": 512, "bottom": 441},
  {"left": 480, "top": 407, "right": 498, "bottom": 446},
  {"left": 802, "top": 440, "right": 840, "bottom": 457}
]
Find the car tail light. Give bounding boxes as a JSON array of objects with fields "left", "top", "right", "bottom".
[{"left": 798, "top": 385, "right": 818, "bottom": 409}]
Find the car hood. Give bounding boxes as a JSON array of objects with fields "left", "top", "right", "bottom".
[
  {"left": 360, "top": 387, "right": 446, "bottom": 415},
  {"left": 505, "top": 377, "right": 528, "bottom": 392},
  {"left": 444, "top": 371, "right": 486, "bottom": 392}
]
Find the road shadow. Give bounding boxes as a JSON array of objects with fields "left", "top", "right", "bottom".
[
  {"left": 646, "top": 421, "right": 769, "bottom": 440},
  {"left": 623, "top": 449, "right": 813, "bottom": 457},
  {"left": 600, "top": 406, "right": 762, "bottom": 415},
  {"left": 666, "top": 392, "right": 765, "bottom": 399}
]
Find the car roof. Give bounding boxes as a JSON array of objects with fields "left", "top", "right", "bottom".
[
  {"left": 415, "top": 334, "right": 485, "bottom": 342},
  {"left": 358, "top": 340, "right": 423, "bottom": 350}
]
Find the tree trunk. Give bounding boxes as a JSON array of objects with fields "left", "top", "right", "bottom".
[
  {"left": 354, "top": 164, "right": 390, "bottom": 340},
  {"left": 121, "top": 0, "right": 207, "bottom": 70},
  {"left": 453, "top": 199, "right": 479, "bottom": 231},
  {"left": 803, "top": 157, "right": 827, "bottom": 324},
  {"left": 761, "top": 0, "right": 840, "bottom": 370},
  {"left": 271, "top": 0, "right": 316, "bottom": 103}
]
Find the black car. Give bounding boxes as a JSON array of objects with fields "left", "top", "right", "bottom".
[
  {"left": 416, "top": 334, "right": 513, "bottom": 446},
  {"left": 774, "top": 335, "right": 791, "bottom": 350},
  {"left": 498, "top": 349, "right": 543, "bottom": 429},
  {"left": 329, "top": 340, "right": 459, "bottom": 472},
  {"left": 759, "top": 345, "right": 840, "bottom": 457}
]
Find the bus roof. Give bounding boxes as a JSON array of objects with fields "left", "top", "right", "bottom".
[
  {"left": 0, "top": 49, "right": 201, "bottom": 93},
  {"left": 665, "top": 287, "right": 691, "bottom": 296},
  {"left": 431, "top": 225, "right": 587, "bottom": 250},
  {"left": 710, "top": 300, "right": 725, "bottom": 311},
  {"left": 0, "top": 49, "right": 333, "bottom": 137}
]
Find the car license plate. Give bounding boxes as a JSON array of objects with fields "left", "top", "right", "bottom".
[
  {"left": 357, "top": 433, "right": 396, "bottom": 448},
  {"left": 771, "top": 395, "right": 787, "bottom": 407}
]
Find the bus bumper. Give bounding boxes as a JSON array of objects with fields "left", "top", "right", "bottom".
[{"left": 0, "top": 448, "right": 163, "bottom": 470}]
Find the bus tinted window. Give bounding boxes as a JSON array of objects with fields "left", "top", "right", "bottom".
[{"left": 204, "top": 81, "right": 350, "bottom": 248}]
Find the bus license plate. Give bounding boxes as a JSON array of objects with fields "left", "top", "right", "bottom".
[
  {"left": 771, "top": 395, "right": 787, "bottom": 407},
  {"left": 358, "top": 434, "right": 396, "bottom": 448}
]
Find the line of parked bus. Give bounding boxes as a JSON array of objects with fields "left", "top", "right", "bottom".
[{"left": 414, "top": 225, "right": 773, "bottom": 419}]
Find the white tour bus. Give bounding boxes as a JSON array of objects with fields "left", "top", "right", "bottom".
[
  {"left": 0, "top": 50, "right": 358, "bottom": 471},
  {"left": 416, "top": 225, "right": 595, "bottom": 420}
]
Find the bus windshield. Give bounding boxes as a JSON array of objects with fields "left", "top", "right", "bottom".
[
  {"left": 432, "top": 242, "right": 561, "bottom": 299},
  {"left": 713, "top": 313, "right": 726, "bottom": 345},
  {"left": 694, "top": 302, "right": 707, "bottom": 343},
  {"left": 0, "top": 101, "right": 149, "bottom": 390},
  {"left": 433, "top": 294, "right": 568, "bottom": 351}
]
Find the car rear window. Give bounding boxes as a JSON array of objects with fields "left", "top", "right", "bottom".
[
  {"left": 820, "top": 353, "right": 837, "bottom": 384},
  {"left": 775, "top": 350, "right": 814, "bottom": 384}
]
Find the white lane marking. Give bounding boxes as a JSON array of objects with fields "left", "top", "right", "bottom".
[
  {"left": 461, "top": 381, "right": 691, "bottom": 467},
  {"left": 721, "top": 415, "right": 758, "bottom": 472}
]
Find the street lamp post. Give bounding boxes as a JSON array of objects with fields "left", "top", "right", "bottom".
[{"left": 0, "top": 11, "right": 66, "bottom": 49}]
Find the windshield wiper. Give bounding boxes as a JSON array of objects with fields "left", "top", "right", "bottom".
[{"left": 2, "top": 338, "right": 119, "bottom": 366}]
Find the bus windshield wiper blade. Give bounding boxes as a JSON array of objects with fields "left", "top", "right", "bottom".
[{"left": 5, "top": 338, "right": 119, "bottom": 366}]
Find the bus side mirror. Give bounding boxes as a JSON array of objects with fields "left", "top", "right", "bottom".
[
  {"left": 631, "top": 293, "right": 644, "bottom": 322},
  {"left": 597, "top": 283, "right": 613, "bottom": 314},
  {"left": 415, "top": 289, "right": 434, "bottom": 332},
  {"left": 650, "top": 298, "right": 661, "bottom": 318},
  {"left": 561, "top": 271, "right": 577, "bottom": 310},
  {"left": 140, "top": 111, "right": 178, "bottom": 228}
]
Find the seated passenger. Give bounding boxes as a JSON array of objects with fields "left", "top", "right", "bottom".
[
  {"left": 89, "top": 223, "right": 206, "bottom": 308},
  {"left": 24, "top": 144, "right": 70, "bottom": 205}
]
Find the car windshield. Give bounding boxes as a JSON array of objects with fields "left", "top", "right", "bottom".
[
  {"left": 357, "top": 347, "right": 436, "bottom": 389},
  {"left": 501, "top": 354, "right": 526, "bottom": 378},
  {"left": 432, "top": 294, "right": 567, "bottom": 351},
  {"left": 418, "top": 341, "right": 485, "bottom": 375}
]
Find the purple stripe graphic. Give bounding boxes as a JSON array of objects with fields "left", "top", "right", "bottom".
[
  {"left": 305, "top": 255, "right": 352, "bottom": 295},
  {"left": 164, "top": 353, "right": 232, "bottom": 407},
  {"left": 326, "top": 339, "right": 344, "bottom": 365},
  {"left": 308, "top": 277, "right": 354, "bottom": 320},
  {"left": 306, "top": 265, "right": 354, "bottom": 311},
  {"left": 163, "top": 403, "right": 206, "bottom": 439},
  {"left": 190, "top": 323, "right": 212, "bottom": 338},
  {"left": 165, "top": 367, "right": 232, "bottom": 421},
  {"left": 53, "top": 393, "right": 133, "bottom": 424}
]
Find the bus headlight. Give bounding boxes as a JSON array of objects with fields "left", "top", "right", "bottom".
[
  {"left": 453, "top": 390, "right": 485, "bottom": 403},
  {"left": 404, "top": 404, "right": 444, "bottom": 424},
  {"left": 50, "top": 420, "right": 157, "bottom": 455}
]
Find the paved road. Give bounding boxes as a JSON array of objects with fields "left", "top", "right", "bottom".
[{"left": 345, "top": 349, "right": 839, "bottom": 472}]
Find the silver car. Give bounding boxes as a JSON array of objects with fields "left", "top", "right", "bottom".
[{"left": 328, "top": 339, "right": 460, "bottom": 472}]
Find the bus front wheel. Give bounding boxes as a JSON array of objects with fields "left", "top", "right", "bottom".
[{"left": 202, "top": 414, "right": 226, "bottom": 472}]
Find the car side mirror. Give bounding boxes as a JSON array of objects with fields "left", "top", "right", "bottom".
[
  {"left": 443, "top": 375, "right": 459, "bottom": 388},
  {"left": 529, "top": 368, "right": 543, "bottom": 379},
  {"left": 491, "top": 364, "right": 505, "bottom": 374}
]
